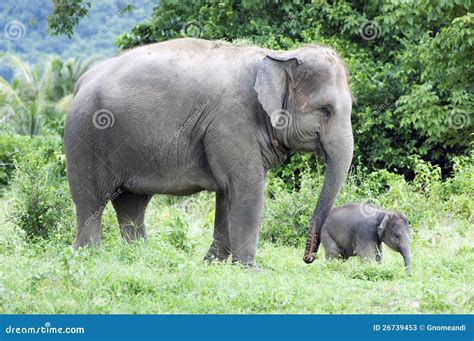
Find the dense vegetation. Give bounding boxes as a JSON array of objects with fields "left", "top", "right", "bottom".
[
  {"left": 0, "top": 0, "right": 472, "bottom": 314},
  {"left": 1, "top": 139, "right": 472, "bottom": 313},
  {"left": 115, "top": 0, "right": 474, "bottom": 178},
  {"left": 0, "top": 0, "right": 153, "bottom": 81}
]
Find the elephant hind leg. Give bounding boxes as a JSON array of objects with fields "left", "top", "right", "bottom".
[
  {"left": 321, "top": 229, "right": 343, "bottom": 260},
  {"left": 204, "top": 192, "right": 231, "bottom": 262},
  {"left": 69, "top": 173, "right": 113, "bottom": 249},
  {"left": 74, "top": 200, "right": 107, "bottom": 249},
  {"left": 111, "top": 191, "right": 152, "bottom": 242}
]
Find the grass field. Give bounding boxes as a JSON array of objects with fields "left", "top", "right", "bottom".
[{"left": 1, "top": 174, "right": 472, "bottom": 314}]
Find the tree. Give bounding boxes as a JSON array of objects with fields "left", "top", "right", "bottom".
[
  {"left": 0, "top": 54, "right": 93, "bottom": 136},
  {"left": 45, "top": 0, "right": 474, "bottom": 177}
]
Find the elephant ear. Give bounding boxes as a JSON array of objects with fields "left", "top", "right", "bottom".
[
  {"left": 377, "top": 214, "right": 390, "bottom": 240},
  {"left": 254, "top": 53, "right": 302, "bottom": 126},
  {"left": 397, "top": 212, "right": 409, "bottom": 226}
]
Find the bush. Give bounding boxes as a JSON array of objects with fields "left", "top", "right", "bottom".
[
  {"left": 262, "top": 166, "right": 322, "bottom": 247},
  {"left": 116, "top": 0, "right": 473, "bottom": 177},
  {"left": 0, "top": 135, "right": 63, "bottom": 189},
  {"left": 261, "top": 153, "right": 473, "bottom": 247},
  {"left": 10, "top": 146, "right": 74, "bottom": 242},
  {"left": 162, "top": 207, "right": 195, "bottom": 252}
]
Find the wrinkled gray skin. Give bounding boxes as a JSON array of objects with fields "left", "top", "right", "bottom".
[
  {"left": 321, "top": 204, "right": 411, "bottom": 273},
  {"left": 64, "top": 38, "right": 353, "bottom": 266}
]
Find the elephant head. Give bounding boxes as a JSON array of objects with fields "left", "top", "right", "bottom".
[
  {"left": 254, "top": 46, "right": 354, "bottom": 263},
  {"left": 377, "top": 212, "right": 411, "bottom": 273}
]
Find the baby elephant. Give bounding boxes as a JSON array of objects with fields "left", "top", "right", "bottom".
[{"left": 321, "top": 203, "right": 411, "bottom": 272}]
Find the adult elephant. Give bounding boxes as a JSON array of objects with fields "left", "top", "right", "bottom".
[{"left": 64, "top": 38, "right": 353, "bottom": 266}]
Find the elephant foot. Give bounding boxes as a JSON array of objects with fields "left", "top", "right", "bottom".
[
  {"left": 73, "top": 239, "right": 100, "bottom": 250},
  {"left": 204, "top": 245, "right": 231, "bottom": 262},
  {"left": 231, "top": 256, "right": 258, "bottom": 269}
]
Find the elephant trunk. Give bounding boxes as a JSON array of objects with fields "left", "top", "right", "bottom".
[
  {"left": 303, "top": 135, "right": 353, "bottom": 264},
  {"left": 401, "top": 247, "right": 411, "bottom": 274}
]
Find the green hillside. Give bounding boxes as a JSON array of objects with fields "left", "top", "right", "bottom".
[{"left": 0, "top": 0, "right": 154, "bottom": 80}]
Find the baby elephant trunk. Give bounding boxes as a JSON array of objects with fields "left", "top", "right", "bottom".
[{"left": 401, "top": 247, "right": 411, "bottom": 274}]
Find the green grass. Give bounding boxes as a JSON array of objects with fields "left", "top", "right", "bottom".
[{"left": 0, "top": 190, "right": 472, "bottom": 314}]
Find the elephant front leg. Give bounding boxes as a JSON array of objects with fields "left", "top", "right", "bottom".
[
  {"left": 375, "top": 242, "right": 383, "bottom": 263},
  {"left": 204, "top": 191, "right": 231, "bottom": 262},
  {"left": 227, "top": 180, "right": 265, "bottom": 267},
  {"left": 356, "top": 242, "right": 379, "bottom": 262}
]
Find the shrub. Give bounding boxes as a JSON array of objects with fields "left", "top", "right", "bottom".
[
  {"left": 161, "top": 207, "right": 195, "bottom": 252},
  {"left": 262, "top": 167, "right": 322, "bottom": 247},
  {"left": 261, "top": 153, "right": 473, "bottom": 247},
  {"left": 10, "top": 146, "right": 74, "bottom": 242},
  {"left": 0, "top": 134, "right": 63, "bottom": 189}
]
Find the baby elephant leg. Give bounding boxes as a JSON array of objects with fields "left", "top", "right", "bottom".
[
  {"left": 375, "top": 243, "right": 383, "bottom": 263},
  {"left": 355, "top": 243, "right": 379, "bottom": 262},
  {"left": 321, "top": 229, "right": 343, "bottom": 260}
]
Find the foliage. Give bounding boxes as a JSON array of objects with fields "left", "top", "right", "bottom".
[
  {"left": 114, "top": 0, "right": 473, "bottom": 177},
  {"left": 47, "top": 0, "right": 92, "bottom": 38},
  {"left": 161, "top": 207, "right": 196, "bottom": 252},
  {"left": 9, "top": 138, "right": 73, "bottom": 242},
  {"left": 0, "top": 0, "right": 472, "bottom": 315},
  {"left": 0, "top": 134, "right": 62, "bottom": 189},
  {"left": 0, "top": 54, "right": 92, "bottom": 136},
  {"left": 262, "top": 153, "right": 473, "bottom": 247},
  {"left": 0, "top": 147, "right": 472, "bottom": 313},
  {"left": 0, "top": 0, "right": 154, "bottom": 81}
]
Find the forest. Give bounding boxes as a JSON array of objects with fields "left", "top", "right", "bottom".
[{"left": 0, "top": 0, "right": 472, "bottom": 313}]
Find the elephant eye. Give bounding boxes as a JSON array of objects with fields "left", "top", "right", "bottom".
[{"left": 320, "top": 106, "right": 332, "bottom": 117}]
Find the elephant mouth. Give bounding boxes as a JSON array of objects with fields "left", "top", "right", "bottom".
[{"left": 314, "top": 133, "right": 327, "bottom": 163}]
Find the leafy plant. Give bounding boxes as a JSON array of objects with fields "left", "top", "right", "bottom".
[
  {"left": 10, "top": 145, "right": 73, "bottom": 242},
  {"left": 0, "top": 54, "right": 92, "bottom": 136},
  {"left": 113, "top": 0, "right": 473, "bottom": 177},
  {"left": 0, "top": 134, "right": 62, "bottom": 188}
]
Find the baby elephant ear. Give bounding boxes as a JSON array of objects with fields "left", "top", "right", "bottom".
[
  {"left": 398, "top": 212, "right": 409, "bottom": 226},
  {"left": 253, "top": 53, "right": 302, "bottom": 126},
  {"left": 377, "top": 214, "right": 389, "bottom": 240}
]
